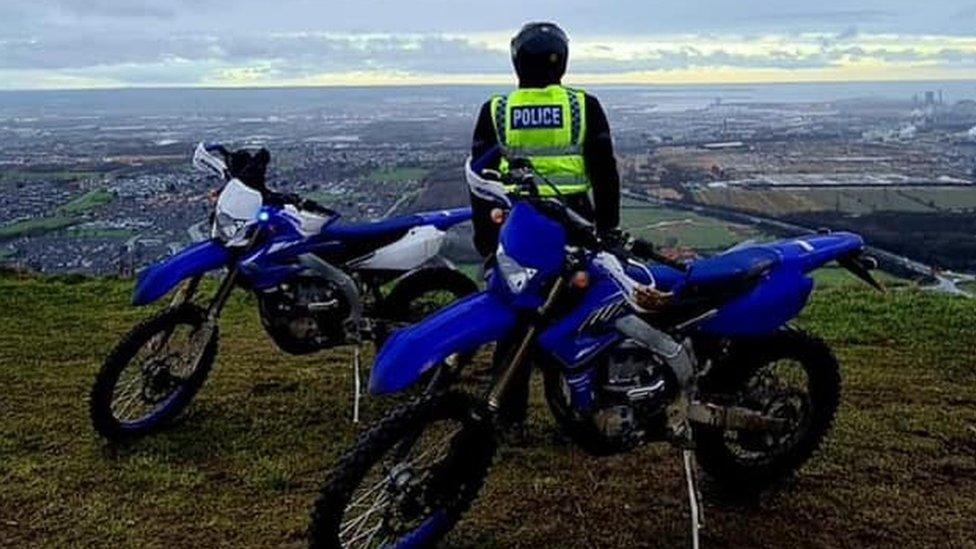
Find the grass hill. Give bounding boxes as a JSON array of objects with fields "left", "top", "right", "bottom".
[{"left": 0, "top": 273, "right": 974, "bottom": 547}]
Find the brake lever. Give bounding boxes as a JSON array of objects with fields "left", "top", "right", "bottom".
[
  {"left": 628, "top": 236, "right": 689, "bottom": 272},
  {"left": 651, "top": 251, "right": 689, "bottom": 272}
]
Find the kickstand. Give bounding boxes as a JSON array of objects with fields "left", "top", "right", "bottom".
[
  {"left": 352, "top": 346, "right": 362, "bottom": 423},
  {"left": 682, "top": 449, "right": 704, "bottom": 549}
]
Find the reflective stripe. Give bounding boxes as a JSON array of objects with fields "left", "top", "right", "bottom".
[
  {"left": 545, "top": 174, "right": 589, "bottom": 184},
  {"left": 493, "top": 95, "right": 508, "bottom": 144},
  {"left": 503, "top": 182, "right": 590, "bottom": 196},
  {"left": 501, "top": 144, "right": 583, "bottom": 157},
  {"left": 568, "top": 90, "right": 582, "bottom": 145}
]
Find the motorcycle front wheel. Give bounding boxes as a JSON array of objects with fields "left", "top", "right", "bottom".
[
  {"left": 90, "top": 304, "right": 218, "bottom": 441},
  {"left": 310, "top": 391, "right": 495, "bottom": 548}
]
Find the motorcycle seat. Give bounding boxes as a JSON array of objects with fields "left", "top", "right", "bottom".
[
  {"left": 323, "top": 208, "right": 471, "bottom": 243},
  {"left": 681, "top": 246, "right": 780, "bottom": 298}
]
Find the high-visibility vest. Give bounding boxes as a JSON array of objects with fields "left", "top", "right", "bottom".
[{"left": 490, "top": 85, "right": 590, "bottom": 196}]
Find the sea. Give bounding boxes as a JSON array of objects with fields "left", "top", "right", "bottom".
[{"left": 1, "top": 80, "right": 975, "bottom": 118}]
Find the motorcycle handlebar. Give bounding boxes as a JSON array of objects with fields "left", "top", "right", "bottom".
[{"left": 475, "top": 154, "right": 689, "bottom": 272}]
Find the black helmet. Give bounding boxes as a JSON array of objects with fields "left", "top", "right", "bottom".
[{"left": 511, "top": 22, "right": 569, "bottom": 86}]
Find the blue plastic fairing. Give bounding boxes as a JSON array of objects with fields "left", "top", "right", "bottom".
[
  {"left": 132, "top": 239, "right": 230, "bottom": 305},
  {"left": 369, "top": 291, "right": 518, "bottom": 394}
]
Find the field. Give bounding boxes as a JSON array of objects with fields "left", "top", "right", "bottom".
[
  {"left": 1, "top": 273, "right": 975, "bottom": 547},
  {"left": 0, "top": 189, "right": 115, "bottom": 241},
  {"left": 63, "top": 228, "right": 138, "bottom": 240},
  {"left": 0, "top": 216, "right": 79, "bottom": 240},
  {"left": 620, "top": 200, "right": 766, "bottom": 252},
  {"left": 0, "top": 170, "right": 97, "bottom": 186},
  {"left": 691, "top": 186, "right": 976, "bottom": 216},
  {"left": 59, "top": 189, "right": 115, "bottom": 215}
]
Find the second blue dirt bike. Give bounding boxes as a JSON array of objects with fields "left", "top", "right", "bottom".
[
  {"left": 309, "top": 150, "right": 884, "bottom": 547},
  {"left": 90, "top": 143, "right": 477, "bottom": 441}
]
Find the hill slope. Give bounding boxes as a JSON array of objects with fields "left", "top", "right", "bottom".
[{"left": 0, "top": 274, "right": 974, "bottom": 547}]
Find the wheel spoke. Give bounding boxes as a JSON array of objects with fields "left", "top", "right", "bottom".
[
  {"left": 341, "top": 492, "right": 391, "bottom": 539},
  {"left": 344, "top": 518, "right": 385, "bottom": 547},
  {"left": 347, "top": 474, "right": 392, "bottom": 510},
  {"left": 402, "top": 426, "right": 461, "bottom": 470}
]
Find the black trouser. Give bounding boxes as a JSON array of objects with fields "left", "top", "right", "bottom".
[{"left": 491, "top": 336, "right": 533, "bottom": 426}]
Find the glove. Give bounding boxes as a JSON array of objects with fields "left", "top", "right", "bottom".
[
  {"left": 629, "top": 238, "right": 656, "bottom": 260},
  {"left": 597, "top": 227, "right": 628, "bottom": 249},
  {"left": 634, "top": 284, "right": 674, "bottom": 313}
]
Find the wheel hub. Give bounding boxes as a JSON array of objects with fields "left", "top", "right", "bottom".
[{"left": 140, "top": 354, "right": 182, "bottom": 403}]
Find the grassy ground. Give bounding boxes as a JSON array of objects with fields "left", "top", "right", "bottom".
[{"left": 1, "top": 274, "right": 974, "bottom": 547}]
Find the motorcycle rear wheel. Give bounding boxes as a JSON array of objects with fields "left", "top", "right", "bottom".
[
  {"left": 694, "top": 329, "right": 840, "bottom": 490},
  {"left": 383, "top": 267, "right": 478, "bottom": 324}
]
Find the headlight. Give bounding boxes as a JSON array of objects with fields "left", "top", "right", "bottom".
[
  {"left": 212, "top": 212, "right": 252, "bottom": 245},
  {"left": 496, "top": 244, "right": 537, "bottom": 294}
]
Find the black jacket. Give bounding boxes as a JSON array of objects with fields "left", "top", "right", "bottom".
[{"left": 469, "top": 89, "right": 621, "bottom": 257}]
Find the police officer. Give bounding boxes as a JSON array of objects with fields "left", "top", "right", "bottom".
[
  {"left": 470, "top": 21, "right": 621, "bottom": 257},
  {"left": 470, "top": 22, "right": 622, "bottom": 430}
]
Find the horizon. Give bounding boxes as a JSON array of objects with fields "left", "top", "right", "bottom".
[
  {"left": 3, "top": 77, "right": 976, "bottom": 95},
  {"left": 3, "top": 1, "right": 976, "bottom": 90}
]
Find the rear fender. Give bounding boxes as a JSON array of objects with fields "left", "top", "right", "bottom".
[
  {"left": 132, "top": 239, "right": 230, "bottom": 305},
  {"left": 776, "top": 232, "right": 865, "bottom": 273},
  {"left": 370, "top": 291, "right": 517, "bottom": 394}
]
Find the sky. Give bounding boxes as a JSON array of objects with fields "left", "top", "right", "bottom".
[{"left": 2, "top": 0, "right": 976, "bottom": 89}]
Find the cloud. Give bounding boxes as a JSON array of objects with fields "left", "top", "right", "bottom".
[
  {"left": 2, "top": 0, "right": 976, "bottom": 89},
  {"left": 745, "top": 9, "right": 891, "bottom": 24}
]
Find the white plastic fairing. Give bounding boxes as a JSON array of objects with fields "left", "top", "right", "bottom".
[
  {"left": 281, "top": 204, "right": 330, "bottom": 237},
  {"left": 593, "top": 252, "right": 658, "bottom": 313},
  {"left": 465, "top": 157, "right": 511, "bottom": 207},
  {"left": 193, "top": 142, "right": 228, "bottom": 178},
  {"left": 347, "top": 225, "right": 446, "bottom": 270},
  {"left": 496, "top": 243, "right": 537, "bottom": 294},
  {"left": 212, "top": 178, "right": 263, "bottom": 245}
]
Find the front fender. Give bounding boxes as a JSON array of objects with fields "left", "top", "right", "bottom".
[
  {"left": 370, "top": 291, "right": 517, "bottom": 395},
  {"left": 132, "top": 239, "right": 231, "bottom": 305}
]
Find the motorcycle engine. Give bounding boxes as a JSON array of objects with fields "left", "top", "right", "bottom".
[
  {"left": 257, "top": 278, "right": 351, "bottom": 355},
  {"left": 588, "top": 340, "right": 675, "bottom": 449}
]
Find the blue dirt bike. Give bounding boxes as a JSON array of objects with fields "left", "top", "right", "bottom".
[
  {"left": 90, "top": 143, "right": 477, "bottom": 441},
  {"left": 309, "top": 150, "right": 884, "bottom": 548}
]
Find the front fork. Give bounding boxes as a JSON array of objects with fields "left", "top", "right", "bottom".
[
  {"left": 169, "top": 274, "right": 202, "bottom": 307},
  {"left": 157, "top": 236, "right": 249, "bottom": 357},
  {"left": 485, "top": 276, "right": 566, "bottom": 414}
]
